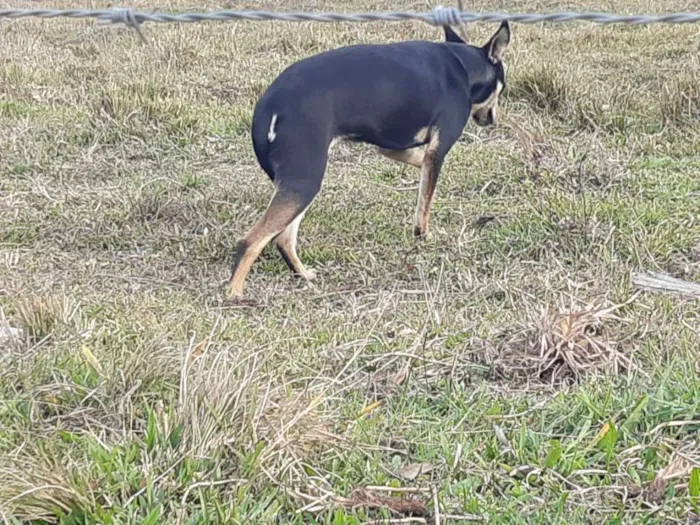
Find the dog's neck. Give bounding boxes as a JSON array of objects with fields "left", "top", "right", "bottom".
[{"left": 443, "top": 43, "right": 499, "bottom": 105}]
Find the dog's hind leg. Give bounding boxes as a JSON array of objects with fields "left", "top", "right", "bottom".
[
  {"left": 227, "top": 119, "right": 328, "bottom": 299},
  {"left": 227, "top": 185, "right": 317, "bottom": 299},
  {"left": 276, "top": 209, "right": 316, "bottom": 281}
]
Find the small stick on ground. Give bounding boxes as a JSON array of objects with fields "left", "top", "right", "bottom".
[
  {"left": 432, "top": 485, "right": 441, "bottom": 525},
  {"left": 340, "top": 488, "right": 428, "bottom": 516},
  {"left": 362, "top": 519, "right": 426, "bottom": 524},
  {"left": 365, "top": 486, "right": 430, "bottom": 494},
  {"left": 632, "top": 271, "right": 700, "bottom": 298},
  {"left": 294, "top": 486, "right": 429, "bottom": 517}
]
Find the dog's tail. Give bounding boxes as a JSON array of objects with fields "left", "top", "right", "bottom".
[{"left": 251, "top": 105, "right": 279, "bottom": 182}]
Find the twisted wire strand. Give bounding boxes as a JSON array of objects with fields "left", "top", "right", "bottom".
[{"left": 1, "top": 7, "right": 699, "bottom": 27}]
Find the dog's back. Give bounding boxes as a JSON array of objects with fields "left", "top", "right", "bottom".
[{"left": 252, "top": 41, "right": 478, "bottom": 181}]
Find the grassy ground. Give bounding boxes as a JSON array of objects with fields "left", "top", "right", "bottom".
[{"left": 1, "top": 0, "right": 700, "bottom": 522}]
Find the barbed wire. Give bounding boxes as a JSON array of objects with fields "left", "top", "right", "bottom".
[
  {"left": 2, "top": 7, "right": 700, "bottom": 43},
  {"left": 2, "top": 7, "right": 700, "bottom": 28}
]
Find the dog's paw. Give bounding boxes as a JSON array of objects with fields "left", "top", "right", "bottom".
[
  {"left": 300, "top": 267, "right": 318, "bottom": 281},
  {"left": 225, "top": 283, "right": 244, "bottom": 301},
  {"left": 413, "top": 226, "right": 429, "bottom": 239}
]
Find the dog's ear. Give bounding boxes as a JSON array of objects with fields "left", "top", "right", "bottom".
[
  {"left": 484, "top": 21, "right": 511, "bottom": 62},
  {"left": 444, "top": 25, "right": 466, "bottom": 44}
]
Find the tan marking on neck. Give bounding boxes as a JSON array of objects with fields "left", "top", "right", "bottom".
[{"left": 472, "top": 81, "right": 504, "bottom": 112}]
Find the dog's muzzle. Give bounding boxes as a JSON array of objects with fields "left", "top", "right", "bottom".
[{"left": 473, "top": 107, "right": 496, "bottom": 127}]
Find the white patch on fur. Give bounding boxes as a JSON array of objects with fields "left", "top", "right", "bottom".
[
  {"left": 414, "top": 126, "right": 431, "bottom": 143},
  {"left": 428, "top": 128, "right": 440, "bottom": 150},
  {"left": 414, "top": 126, "right": 441, "bottom": 149},
  {"left": 267, "top": 114, "right": 278, "bottom": 142}
]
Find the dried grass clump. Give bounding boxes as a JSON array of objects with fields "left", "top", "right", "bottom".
[
  {"left": 644, "top": 453, "right": 694, "bottom": 503},
  {"left": 494, "top": 298, "right": 635, "bottom": 383},
  {"left": 508, "top": 67, "right": 572, "bottom": 116},
  {"left": 12, "top": 295, "right": 81, "bottom": 343},
  {"left": 661, "top": 73, "right": 700, "bottom": 126},
  {"left": 0, "top": 456, "right": 90, "bottom": 523},
  {"left": 179, "top": 344, "right": 340, "bottom": 470}
]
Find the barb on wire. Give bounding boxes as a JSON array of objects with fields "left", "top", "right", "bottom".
[
  {"left": 107, "top": 8, "right": 146, "bottom": 42},
  {"left": 456, "top": 0, "right": 468, "bottom": 41},
  {"left": 1, "top": 6, "right": 699, "bottom": 42}
]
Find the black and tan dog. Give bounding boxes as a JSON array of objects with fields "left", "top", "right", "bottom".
[{"left": 227, "top": 21, "right": 511, "bottom": 298}]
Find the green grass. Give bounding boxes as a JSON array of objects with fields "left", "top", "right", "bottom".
[{"left": 1, "top": 0, "right": 700, "bottom": 523}]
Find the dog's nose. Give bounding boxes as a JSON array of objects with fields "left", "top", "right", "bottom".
[
  {"left": 473, "top": 105, "right": 498, "bottom": 127},
  {"left": 475, "top": 110, "right": 494, "bottom": 127}
]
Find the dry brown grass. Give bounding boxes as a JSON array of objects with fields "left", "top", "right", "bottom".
[
  {"left": 11, "top": 295, "right": 82, "bottom": 343},
  {"left": 1, "top": 0, "right": 699, "bottom": 522},
  {"left": 509, "top": 67, "right": 573, "bottom": 117},
  {"left": 661, "top": 72, "right": 700, "bottom": 125},
  {"left": 494, "top": 296, "right": 637, "bottom": 383},
  {"left": 0, "top": 454, "right": 92, "bottom": 522}
]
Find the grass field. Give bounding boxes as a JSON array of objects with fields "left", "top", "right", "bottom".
[{"left": 1, "top": 0, "right": 700, "bottom": 522}]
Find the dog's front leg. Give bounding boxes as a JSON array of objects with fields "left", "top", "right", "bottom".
[
  {"left": 413, "top": 147, "right": 444, "bottom": 239},
  {"left": 412, "top": 121, "right": 466, "bottom": 239}
]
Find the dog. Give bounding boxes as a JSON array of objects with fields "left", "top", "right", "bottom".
[{"left": 227, "top": 21, "right": 511, "bottom": 298}]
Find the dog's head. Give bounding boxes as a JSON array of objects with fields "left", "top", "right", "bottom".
[{"left": 444, "top": 21, "right": 511, "bottom": 127}]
